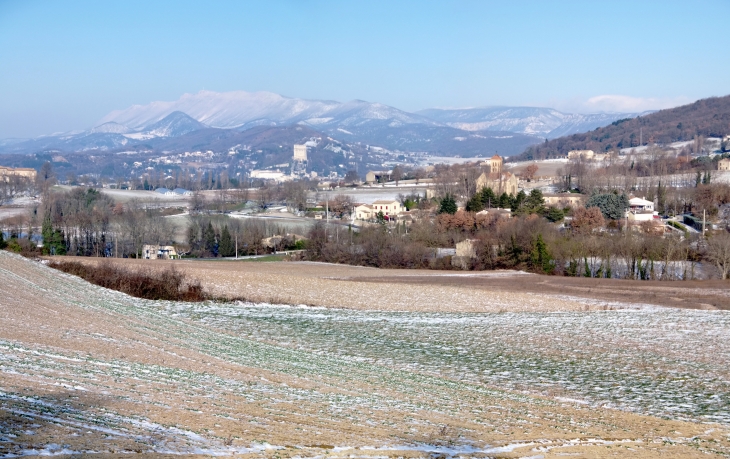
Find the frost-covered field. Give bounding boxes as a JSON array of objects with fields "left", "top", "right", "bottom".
[
  {"left": 1, "top": 251, "right": 730, "bottom": 458},
  {"left": 171, "top": 303, "right": 730, "bottom": 424}
]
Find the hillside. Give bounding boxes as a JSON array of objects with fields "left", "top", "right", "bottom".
[
  {"left": 514, "top": 95, "right": 730, "bottom": 160},
  {"left": 2, "top": 252, "right": 730, "bottom": 456},
  {"left": 417, "top": 106, "right": 643, "bottom": 138}
]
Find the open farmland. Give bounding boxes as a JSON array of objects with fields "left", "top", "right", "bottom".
[{"left": 2, "top": 252, "right": 730, "bottom": 458}]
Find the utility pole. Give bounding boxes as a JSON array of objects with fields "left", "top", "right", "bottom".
[
  {"left": 325, "top": 192, "right": 329, "bottom": 241},
  {"left": 235, "top": 232, "right": 238, "bottom": 259},
  {"left": 703, "top": 209, "right": 706, "bottom": 237}
]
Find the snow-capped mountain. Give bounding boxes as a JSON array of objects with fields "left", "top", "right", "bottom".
[
  {"left": 417, "top": 107, "right": 645, "bottom": 139},
  {"left": 126, "top": 111, "right": 207, "bottom": 139},
  {"left": 98, "top": 90, "right": 341, "bottom": 130},
  {"left": 98, "top": 90, "right": 438, "bottom": 132},
  {"left": 89, "top": 122, "right": 131, "bottom": 134},
  {"left": 0, "top": 90, "right": 647, "bottom": 156}
]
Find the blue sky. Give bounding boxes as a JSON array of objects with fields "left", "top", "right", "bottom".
[{"left": 1, "top": 0, "right": 728, "bottom": 138}]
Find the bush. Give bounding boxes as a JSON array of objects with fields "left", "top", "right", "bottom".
[
  {"left": 668, "top": 220, "right": 689, "bottom": 236},
  {"left": 47, "top": 260, "right": 205, "bottom": 302}
]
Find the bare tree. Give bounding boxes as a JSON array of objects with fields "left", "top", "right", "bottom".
[
  {"left": 571, "top": 206, "right": 605, "bottom": 235},
  {"left": 705, "top": 232, "right": 730, "bottom": 279},
  {"left": 522, "top": 163, "right": 539, "bottom": 181},
  {"left": 392, "top": 165, "right": 404, "bottom": 186}
]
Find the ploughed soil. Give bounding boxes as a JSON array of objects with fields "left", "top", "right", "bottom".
[
  {"left": 58, "top": 256, "right": 730, "bottom": 312},
  {"left": 1, "top": 252, "right": 729, "bottom": 457}
]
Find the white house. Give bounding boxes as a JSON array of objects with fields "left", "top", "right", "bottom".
[{"left": 629, "top": 197, "right": 654, "bottom": 213}]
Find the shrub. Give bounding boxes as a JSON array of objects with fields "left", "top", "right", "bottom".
[{"left": 47, "top": 260, "right": 205, "bottom": 302}]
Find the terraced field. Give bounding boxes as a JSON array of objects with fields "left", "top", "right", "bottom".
[{"left": 1, "top": 251, "right": 730, "bottom": 458}]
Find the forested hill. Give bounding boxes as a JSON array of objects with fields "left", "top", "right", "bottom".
[{"left": 513, "top": 95, "right": 730, "bottom": 160}]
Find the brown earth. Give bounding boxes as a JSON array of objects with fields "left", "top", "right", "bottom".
[
  {"left": 59, "top": 256, "right": 730, "bottom": 312},
  {"left": 1, "top": 253, "right": 729, "bottom": 458}
]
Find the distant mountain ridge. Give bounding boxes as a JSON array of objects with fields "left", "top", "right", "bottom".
[
  {"left": 417, "top": 107, "right": 648, "bottom": 138},
  {"left": 514, "top": 95, "right": 730, "bottom": 160},
  {"left": 0, "top": 90, "right": 657, "bottom": 157},
  {"left": 100, "top": 90, "right": 641, "bottom": 139}
]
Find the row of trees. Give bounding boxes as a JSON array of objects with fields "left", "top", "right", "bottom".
[
  {"left": 27, "top": 187, "right": 289, "bottom": 258},
  {"left": 303, "top": 213, "right": 717, "bottom": 279}
]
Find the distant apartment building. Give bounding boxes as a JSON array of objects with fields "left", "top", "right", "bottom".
[
  {"left": 293, "top": 144, "right": 308, "bottom": 161},
  {"left": 0, "top": 166, "right": 37, "bottom": 182}
]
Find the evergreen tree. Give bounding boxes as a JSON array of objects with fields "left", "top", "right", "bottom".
[
  {"left": 465, "top": 193, "right": 483, "bottom": 212},
  {"left": 219, "top": 225, "right": 234, "bottom": 257},
  {"left": 511, "top": 190, "right": 527, "bottom": 212},
  {"left": 585, "top": 192, "right": 630, "bottom": 220},
  {"left": 0, "top": 231, "right": 6, "bottom": 250},
  {"left": 41, "top": 215, "right": 66, "bottom": 255},
  {"left": 656, "top": 180, "right": 666, "bottom": 214},
  {"left": 530, "top": 234, "right": 553, "bottom": 274},
  {"left": 203, "top": 222, "right": 217, "bottom": 256},
  {"left": 498, "top": 192, "right": 511, "bottom": 209},
  {"left": 187, "top": 225, "right": 200, "bottom": 254},
  {"left": 521, "top": 189, "right": 545, "bottom": 215},
  {"left": 479, "top": 187, "right": 496, "bottom": 208},
  {"left": 544, "top": 206, "right": 565, "bottom": 222},
  {"left": 438, "top": 195, "right": 457, "bottom": 215}
]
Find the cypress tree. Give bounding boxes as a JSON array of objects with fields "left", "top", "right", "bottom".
[{"left": 219, "top": 225, "right": 234, "bottom": 257}]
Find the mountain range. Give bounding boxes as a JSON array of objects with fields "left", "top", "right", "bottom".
[{"left": 0, "top": 90, "right": 646, "bottom": 157}]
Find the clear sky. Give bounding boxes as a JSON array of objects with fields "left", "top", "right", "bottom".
[{"left": 1, "top": 0, "right": 728, "bottom": 138}]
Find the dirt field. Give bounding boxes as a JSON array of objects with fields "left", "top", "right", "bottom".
[
  {"left": 65, "top": 257, "right": 730, "bottom": 312},
  {"left": 2, "top": 252, "right": 730, "bottom": 458}
]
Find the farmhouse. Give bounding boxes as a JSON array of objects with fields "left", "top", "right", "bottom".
[
  {"left": 142, "top": 245, "right": 179, "bottom": 260},
  {"left": 371, "top": 200, "right": 402, "bottom": 217},
  {"left": 354, "top": 200, "right": 404, "bottom": 221},
  {"left": 365, "top": 170, "right": 390, "bottom": 184},
  {"left": 354, "top": 204, "right": 375, "bottom": 220},
  {"left": 0, "top": 166, "right": 37, "bottom": 182},
  {"left": 718, "top": 158, "right": 730, "bottom": 171}
]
